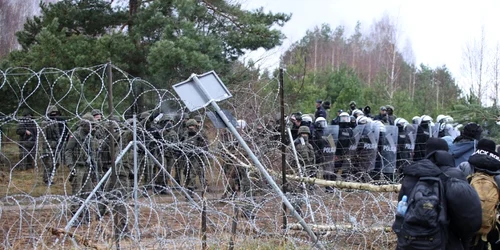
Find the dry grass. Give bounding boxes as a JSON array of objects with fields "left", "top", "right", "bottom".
[
  {"left": 0, "top": 134, "right": 397, "bottom": 249},
  {"left": 0, "top": 142, "right": 70, "bottom": 198}
]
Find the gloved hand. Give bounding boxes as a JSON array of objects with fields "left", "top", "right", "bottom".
[{"left": 69, "top": 168, "right": 76, "bottom": 182}]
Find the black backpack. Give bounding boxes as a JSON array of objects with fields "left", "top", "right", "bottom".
[{"left": 396, "top": 175, "right": 448, "bottom": 250}]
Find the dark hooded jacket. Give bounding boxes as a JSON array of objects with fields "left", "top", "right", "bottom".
[
  {"left": 397, "top": 150, "right": 465, "bottom": 201},
  {"left": 450, "top": 138, "right": 476, "bottom": 168},
  {"left": 394, "top": 150, "right": 477, "bottom": 250}
]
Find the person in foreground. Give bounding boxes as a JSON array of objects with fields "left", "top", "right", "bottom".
[
  {"left": 393, "top": 138, "right": 482, "bottom": 250},
  {"left": 459, "top": 138, "right": 500, "bottom": 250}
]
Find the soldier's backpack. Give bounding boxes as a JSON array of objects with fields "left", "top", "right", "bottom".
[
  {"left": 396, "top": 175, "right": 448, "bottom": 250},
  {"left": 468, "top": 172, "right": 500, "bottom": 238}
]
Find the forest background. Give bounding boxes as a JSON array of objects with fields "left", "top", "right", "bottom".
[{"left": 0, "top": 0, "right": 498, "bottom": 138}]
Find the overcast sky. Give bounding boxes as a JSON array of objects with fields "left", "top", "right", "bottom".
[{"left": 240, "top": 0, "right": 500, "bottom": 87}]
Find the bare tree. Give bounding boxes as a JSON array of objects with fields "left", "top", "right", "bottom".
[
  {"left": 369, "top": 13, "right": 403, "bottom": 101},
  {"left": 490, "top": 42, "right": 500, "bottom": 107},
  {"left": 402, "top": 38, "right": 416, "bottom": 100},
  {"left": 461, "top": 27, "right": 488, "bottom": 105},
  {"left": 349, "top": 21, "right": 363, "bottom": 70},
  {"left": 0, "top": 0, "right": 56, "bottom": 58}
]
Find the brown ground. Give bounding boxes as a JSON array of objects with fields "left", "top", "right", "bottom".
[
  {"left": 0, "top": 143, "right": 398, "bottom": 249},
  {"left": 0, "top": 185, "right": 397, "bottom": 249}
]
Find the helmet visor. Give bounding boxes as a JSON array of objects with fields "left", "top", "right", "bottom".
[
  {"left": 340, "top": 116, "right": 350, "bottom": 123},
  {"left": 317, "top": 119, "right": 327, "bottom": 128}
]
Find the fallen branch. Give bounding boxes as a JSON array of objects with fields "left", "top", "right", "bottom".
[
  {"left": 288, "top": 223, "right": 393, "bottom": 233},
  {"left": 286, "top": 176, "right": 401, "bottom": 193},
  {"left": 222, "top": 147, "right": 401, "bottom": 192},
  {"left": 48, "top": 227, "right": 106, "bottom": 250}
]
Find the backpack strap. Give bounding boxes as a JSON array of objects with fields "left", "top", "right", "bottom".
[{"left": 437, "top": 169, "right": 449, "bottom": 184}]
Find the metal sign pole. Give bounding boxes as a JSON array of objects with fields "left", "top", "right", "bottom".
[
  {"left": 189, "top": 75, "right": 322, "bottom": 249},
  {"left": 64, "top": 142, "right": 133, "bottom": 231}
]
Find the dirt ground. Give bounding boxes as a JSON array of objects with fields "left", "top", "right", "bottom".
[
  {"left": 0, "top": 185, "right": 397, "bottom": 249},
  {"left": 0, "top": 143, "right": 398, "bottom": 249}
]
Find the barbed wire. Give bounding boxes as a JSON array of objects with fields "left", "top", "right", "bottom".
[{"left": 0, "top": 64, "right": 409, "bottom": 249}]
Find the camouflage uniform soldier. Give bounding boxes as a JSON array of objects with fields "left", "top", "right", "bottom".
[
  {"left": 295, "top": 126, "right": 316, "bottom": 181},
  {"left": 97, "top": 116, "right": 120, "bottom": 215},
  {"left": 91, "top": 109, "right": 106, "bottom": 142},
  {"left": 160, "top": 115, "right": 179, "bottom": 188},
  {"left": 249, "top": 122, "right": 271, "bottom": 196},
  {"left": 177, "top": 113, "right": 189, "bottom": 136},
  {"left": 182, "top": 119, "right": 209, "bottom": 197},
  {"left": 193, "top": 114, "right": 210, "bottom": 186},
  {"left": 41, "top": 105, "right": 69, "bottom": 185},
  {"left": 193, "top": 114, "right": 208, "bottom": 138},
  {"left": 152, "top": 115, "right": 179, "bottom": 193},
  {"left": 287, "top": 126, "right": 315, "bottom": 215},
  {"left": 220, "top": 128, "right": 239, "bottom": 199},
  {"left": 224, "top": 120, "right": 255, "bottom": 219},
  {"left": 175, "top": 113, "right": 190, "bottom": 185},
  {"left": 91, "top": 109, "right": 103, "bottom": 122},
  {"left": 147, "top": 114, "right": 164, "bottom": 193},
  {"left": 65, "top": 114, "right": 98, "bottom": 226},
  {"left": 92, "top": 109, "right": 108, "bottom": 182},
  {"left": 101, "top": 117, "right": 132, "bottom": 239},
  {"left": 138, "top": 111, "right": 155, "bottom": 187},
  {"left": 16, "top": 110, "right": 37, "bottom": 170}
]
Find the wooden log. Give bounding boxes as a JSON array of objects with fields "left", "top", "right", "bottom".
[
  {"left": 222, "top": 147, "right": 401, "bottom": 192},
  {"left": 285, "top": 175, "right": 401, "bottom": 193},
  {"left": 287, "top": 223, "right": 393, "bottom": 233}
]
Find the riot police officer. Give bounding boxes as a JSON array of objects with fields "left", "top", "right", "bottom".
[
  {"left": 335, "top": 112, "right": 354, "bottom": 180},
  {"left": 394, "top": 118, "right": 414, "bottom": 176}
]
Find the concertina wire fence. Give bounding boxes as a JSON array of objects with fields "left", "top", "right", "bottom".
[{"left": 0, "top": 64, "right": 404, "bottom": 250}]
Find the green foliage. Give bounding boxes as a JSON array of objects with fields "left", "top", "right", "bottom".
[
  {"left": 390, "top": 90, "right": 414, "bottom": 119},
  {"left": 275, "top": 22, "right": 464, "bottom": 123},
  {"left": 328, "top": 68, "right": 363, "bottom": 112},
  {"left": 1, "top": 0, "right": 290, "bottom": 113}
]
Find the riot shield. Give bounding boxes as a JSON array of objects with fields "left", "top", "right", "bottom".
[
  {"left": 335, "top": 126, "right": 354, "bottom": 178},
  {"left": 349, "top": 125, "right": 365, "bottom": 151},
  {"left": 432, "top": 122, "right": 441, "bottom": 138},
  {"left": 414, "top": 123, "right": 432, "bottom": 161},
  {"left": 324, "top": 125, "right": 339, "bottom": 141},
  {"left": 429, "top": 122, "right": 435, "bottom": 138},
  {"left": 395, "top": 124, "right": 416, "bottom": 175},
  {"left": 321, "top": 126, "right": 338, "bottom": 180},
  {"left": 380, "top": 125, "right": 398, "bottom": 176},
  {"left": 352, "top": 123, "right": 379, "bottom": 174},
  {"left": 405, "top": 124, "right": 417, "bottom": 153}
]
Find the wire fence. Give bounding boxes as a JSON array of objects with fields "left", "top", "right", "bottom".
[{"left": 0, "top": 64, "right": 413, "bottom": 249}]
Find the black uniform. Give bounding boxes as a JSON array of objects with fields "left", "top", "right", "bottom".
[
  {"left": 414, "top": 122, "right": 431, "bottom": 161},
  {"left": 335, "top": 124, "right": 353, "bottom": 180}
]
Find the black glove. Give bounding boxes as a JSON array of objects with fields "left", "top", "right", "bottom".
[{"left": 69, "top": 168, "right": 76, "bottom": 182}]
